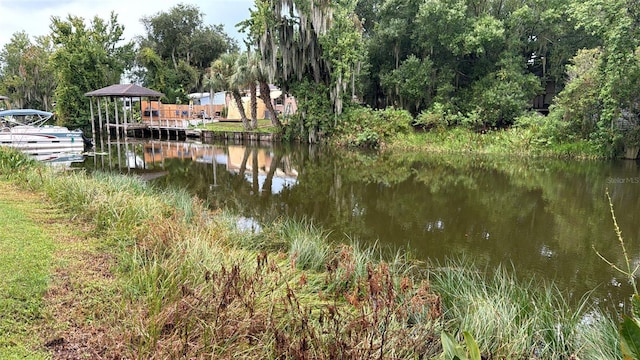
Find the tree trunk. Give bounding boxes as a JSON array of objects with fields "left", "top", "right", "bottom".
[
  {"left": 232, "top": 90, "right": 251, "bottom": 130},
  {"left": 171, "top": 48, "right": 178, "bottom": 69},
  {"left": 250, "top": 84, "right": 258, "bottom": 129},
  {"left": 259, "top": 81, "right": 282, "bottom": 128}
]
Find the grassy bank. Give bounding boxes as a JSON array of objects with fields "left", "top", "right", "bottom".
[
  {"left": 200, "top": 119, "right": 277, "bottom": 133},
  {"left": 204, "top": 115, "right": 605, "bottom": 159},
  {"left": 386, "top": 127, "right": 604, "bottom": 159},
  {"left": 0, "top": 148, "right": 621, "bottom": 358}
]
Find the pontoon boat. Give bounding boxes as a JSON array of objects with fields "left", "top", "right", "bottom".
[{"left": 0, "top": 109, "right": 92, "bottom": 153}]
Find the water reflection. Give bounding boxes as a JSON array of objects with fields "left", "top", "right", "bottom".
[
  {"left": 33, "top": 150, "right": 86, "bottom": 168},
  {"left": 84, "top": 139, "right": 298, "bottom": 196},
  {"left": 76, "top": 139, "right": 640, "bottom": 311}
]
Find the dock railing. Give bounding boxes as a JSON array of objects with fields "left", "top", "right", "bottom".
[{"left": 141, "top": 104, "right": 215, "bottom": 129}]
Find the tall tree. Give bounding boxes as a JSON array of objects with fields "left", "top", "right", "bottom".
[
  {"left": 208, "top": 53, "right": 251, "bottom": 130},
  {"left": 136, "top": 3, "right": 237, "bottom": 101},
  {"left": 241, "top": 0, "right": 366, "bottom": 121},
  {"left": 233, "top": 52, "right": 260, "bottom": 129},
  {"left": 258, "top": 75, "right": 282, "bottom": 128},
  {"left": 0, "top": 32, "right": 56, "bottom": 110},
  {"left": 570, "top": 0, "right": 640, "bottom": 126},
  {"left": 140, "top": 3, "right": 202, "bottom": 69},
  {"left": 549, "top": 0, "right": 640, "bottom": 154},
  {"left": 379, "top": 55, "right": 436, "bottom": 115},
  {"left": 50, "top": 12, "right": 134, "bottom": 128}
]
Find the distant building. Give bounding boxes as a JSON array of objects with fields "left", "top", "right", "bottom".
[
  {"left": 188, "top": 92, "right": 227, "bottom": 117},
  {"left": 225, "top": 85, "right": 297, "bottom": 120},
  {"left": 138, "top": 86, "right": 297, "bottom": 126}
]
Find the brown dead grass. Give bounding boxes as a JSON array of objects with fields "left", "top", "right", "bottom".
[{"left": 42, "top": 246, "right": 127, "bottom": 359}]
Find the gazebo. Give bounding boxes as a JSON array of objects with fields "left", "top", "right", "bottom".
[{"left": 85, "top": 84, "right": 164, "bottom": 142}]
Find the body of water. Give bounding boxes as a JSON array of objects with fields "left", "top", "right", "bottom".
[{"left": 75, "top": 139, "right": 640, "bottom": 310}]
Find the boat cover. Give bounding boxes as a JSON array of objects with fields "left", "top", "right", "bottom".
[{"left": 0, "top": 109, "right": 53, "bottom": 118}]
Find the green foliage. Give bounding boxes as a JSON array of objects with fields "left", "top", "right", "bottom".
[
  {"left": 0, "top": 147, "right": 37, "bottom": 175},
  {"left": 50, "top": 12, "right": 134, "bottom": 129},
  {"left": 380, "top": 55, "right": 436, "bottom": 115},
  {"left": 414, "top": 102, "right": 457, "bottom": 131},
  {"left": 440, "top": 331, "right": 482, "bottom": 360},
  {"left": 514, "top": 111, "right": 606, "bottom": 157},
  {"left": 551, "top": 48, "right": 602, "bottom": 139},
  {"left": 621, "top": 303, "right": 640, "bottom": 360},
  {"left": 360, "top": 0, "right": 591, "bottom": 125},
  {"left": 282, "top": 80, "right": 334, "bottom": 142},
  {"left": 319, "top": 0, "right": 367, "bottom": 115},
  {"left": 558, "top": 0, "right": 640, "bottom": 157},
  {"left": 459, "top": 55, "right": 541, "bottom": 130},
  {"left": 0, "top": 32, "right": 56, "bottom": 110},
  {"left": 139, "top": 4, "right": 236, "bottom": 71},
  {"left": 334, "top": 106, "right": 412, "bottom": 148}
]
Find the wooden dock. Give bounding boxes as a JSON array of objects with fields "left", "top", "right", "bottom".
[
  {"left": 108, "top": 123, "right": 188, "bottom": 140},
  {"left": 107, "top": 123, "right": 280, "bottom": 143}
]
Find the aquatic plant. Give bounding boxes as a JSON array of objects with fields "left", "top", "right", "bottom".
[{"left": 594, "top": 190, "right": 640, "bottom": 359}]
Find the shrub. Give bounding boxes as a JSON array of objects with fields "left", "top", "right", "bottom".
[
  {"left": 335, "top": 106, "right": 413, "bottom": 148},
  {"left": 0, "top": 147, "right": 38, "bottom": 178},
  {"left": 414, "top": 102, "right": 451, "bottom": 131}
]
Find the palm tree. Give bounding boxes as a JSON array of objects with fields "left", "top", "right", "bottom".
[
  {"left": 253, "top": 51, "right": 282, "bottom": 129},
  {"left": 258, "top": 77, "right": 282, "bottom": 128},
  {"left": 207, "top": 53, "right": 251, "bottom": 130},
  {"left": 233, "top": 52, "right": 261, "bottom": 130}
]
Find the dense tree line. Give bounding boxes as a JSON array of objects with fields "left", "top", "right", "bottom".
[{"left": 0, "top": 0, "right": 639, "bottom": 155}]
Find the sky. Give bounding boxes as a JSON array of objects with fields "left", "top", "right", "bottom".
[{"left": 0, "top": 0, "right": 255, "bottom": 49}]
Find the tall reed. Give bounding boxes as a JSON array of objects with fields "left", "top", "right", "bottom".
[{"left": 430, "top": 258, "right": 617, "bottom": 359}]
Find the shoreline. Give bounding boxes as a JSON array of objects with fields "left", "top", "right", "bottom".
[{"left": 0, "top": 147, "right": 622, "bottom": 358}]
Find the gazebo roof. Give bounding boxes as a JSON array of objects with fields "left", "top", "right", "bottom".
[{"left": 85, "top": 84, "right": 164, "bottom": 98}]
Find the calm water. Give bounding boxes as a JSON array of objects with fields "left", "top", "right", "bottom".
[{"left": 74, "top": 139, "right": 640, "bottom": 310}]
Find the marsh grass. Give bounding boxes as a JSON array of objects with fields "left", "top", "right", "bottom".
[
  {"left": 430, "top": 259, "right": 617, "bottom": 359},
  {"left": 575, "top": 310, "right": 621, "bottom": 359},
  {"left": 120, "top": 211, "right": 445, "bottom": 358},
  {"left": 282, "top": 219, "right": 331, "bottom": 271}
]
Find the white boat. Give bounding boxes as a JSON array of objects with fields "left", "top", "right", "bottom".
[{"left": 0, "top": 109, "right": 92, "bottom": 153}]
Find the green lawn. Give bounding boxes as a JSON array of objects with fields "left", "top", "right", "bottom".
[
  {"left": 200, "top": 119, "right": 277, "bottom": 133},
  {"left": 0, "top": 184, "right": 54, "bottom": 359}
]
